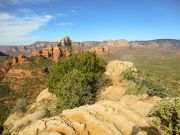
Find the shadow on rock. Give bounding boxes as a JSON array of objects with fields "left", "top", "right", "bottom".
[{"left": 131, "top": 125, "right": 161, "bottom": 135}]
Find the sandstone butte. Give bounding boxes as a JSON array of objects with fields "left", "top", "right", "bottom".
[
  {"left": 31, "top": 36, "right": 111, "bottom": 62},
  {"left": 31, "top": 36, "right": 81, "bottom": 62},
  {"left": 0, "top": 37, "right": 111, "bottom": 76},
  {"left": 3, "top": 60, "right": 163, "bottom": 135}
]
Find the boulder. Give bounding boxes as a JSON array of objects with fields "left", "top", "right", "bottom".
[{"left": 105, "top": 60, "right": 137, "bottom": 84}]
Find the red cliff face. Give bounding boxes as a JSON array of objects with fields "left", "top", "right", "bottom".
[
  {"left": 130, "top": 42, "right": 145, "bottom": 49},
  {"left": 101, "top": 40, "right": 129, "bottom": 52},
  {"left": 90, "top": 46, "right": 109, "bottom": 56},
  {"left": 31, "top": 37, "right": 81, "bottom": 62},
  {"left": 12, "top": 55, "right": 28, "bottom": 65}
]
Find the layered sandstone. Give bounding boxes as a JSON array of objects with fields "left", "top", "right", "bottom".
[
  {"left": 31, "top": 37, "right": 80, "bottom": 62},
  {"left": 4, "top": 60, "right": 162, "bottom": 135},
  {"left": 4, "top": 88, "right": 161, "bottom": 135},
  {"left": 90, "top": 45, "right": 109, "bottom": 56},
  {"left": 105, "top": 60, "right": 137, "bottom": 85},
  {"left": 99, "top": 40, "right": 129, "bottom": 53}
]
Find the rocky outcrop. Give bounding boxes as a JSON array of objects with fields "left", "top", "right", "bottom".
[
  {"left": 12, "top": 55, "right": 28, "bottom": 65},
  {"left": 31, "top": 37, "right": 80, "bottom": 62},
  {"left": 3, "top": 88, "right": 57, "bottom": 134},
  {"left": 57, "top": 36, "right": 72, "bottom": 46},
  {"left": 3, "top": 60, "right": 162, "bottom": 135},
  {"left": 0, "top": 55, "right": 29, "bottom": 76},
  {"left": 52, "top": 46, "right": 61, "bottom": 62},
  {"left": 3, "top": 112, "right": 23, "bottom": 130},
  {"left": 6, "top": 93, "right": 161, "bottom": 135},
  {"left": 0, "top": 60, "right": 12, "bottom": 74},
  {"left": 105, "top": 60, "right": 137, "bottom": 85},
  {"left": 31, "top": 50, "right": 42, "bottom": 57},
  {"left": 89, "top": 46, "right": 109, "bottom": 56}
]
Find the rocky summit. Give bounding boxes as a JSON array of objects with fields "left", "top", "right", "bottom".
[
  {"left": 3, "top": 60, "right": 162, "bottom": 135},
  {"left": 31, "top": 36, "right": 81, "bottom": 62}
]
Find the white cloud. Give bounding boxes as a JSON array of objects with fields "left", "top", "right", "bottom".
[
  {"left": 0, "top": 0, "right": 51, "bottom": 6},
  {"left": 56, "top": 22, "right": 73, "bottom": 26},
  {"left": 0, "top": 12, "right": 52, "bottom": 44},
  {"left": 70, "top": 9, "right": 78, "bottom": 13}
]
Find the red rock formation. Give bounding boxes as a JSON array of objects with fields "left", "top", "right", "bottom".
[
  {"left": 0, "top": 60, "right": 12, "bottom": 74},
  {"left": 12, "top": 55, "right": 28, "bottom": 65},
  {"left": 18, "top": 55, "right": 28, "bottom": 64},
  {"left": 145, "top": 42, "right": 159, "bottom": 49},
  {"left": 12, "top": 57, "right": 18, "bottom": 65},
  {"left": 57, "top": 36, "right": 72, "bottom": 46},
  {"left": 30, "top": 37, "right": 81, "bottom": 62},
  {"left": 53, "top": 46, "right": 60, "bottom": 62},
  {"left": 130, "top": 42, "right": 145, "bottom": 49},
  {"left": 31, "top": 50, "right": 42, "bottom": 57},
  {"left": 103, "top": 40, "right": 129, "bottom": 52},
  {"left": 90, "top": 46, "right": 109, "bottom": 56},
  {"left": 41, "top": 48, "right": 50, "bottom": 58}
]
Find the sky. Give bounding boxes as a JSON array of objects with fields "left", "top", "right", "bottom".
[{"left": 0, "top": 0, "right": 180, "bottom": 45}]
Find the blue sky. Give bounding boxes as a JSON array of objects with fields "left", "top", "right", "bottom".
[{"left": 0, "top": 0, "right": 180, "bottom": 45}]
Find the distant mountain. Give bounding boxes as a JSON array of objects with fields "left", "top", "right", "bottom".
[
  {"left": 0, "top": 51, "right": 8, "bottom": 56},
  {"left": 129, "top": 39, "right": 180, "bottom": 48},
  {"left": 29, "top": 41, "right": 57, "bottom": 47},
  {"left": 0, "top": 41, "right": 55, "bottom": 56},
  {"left": 0, "top": 39, "right": 180, "bottom": 55},
  {"left": 76, "top": 41, "right": 100, "bottom": 51}
]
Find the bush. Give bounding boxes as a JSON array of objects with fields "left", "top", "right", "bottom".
[
  {"left": 126, "top": 82, "right": 147, "bottom": 95},
  {"left": 13, "top": 98, "right": 27, "bottom": 113},
  {"left": 48, "top": 52, "right": 108, "bottom": 110},
  {"left": 43, "top": 106, "right": 51, "bottom": 117},
  {"left": 149, "top": 98, "right": 180, "bottom": 135},
  {"left": 0, "top": 75, "right": 3, "bottom": 82},
  {"left": 0, "top": 103, "right": 10, "bottom": 134},
  {"left": 0, "top": 84, "right": 11, "bottom": 98},
  {"left": 122, "top": 69, "right": 168, "bottom": 97}
]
